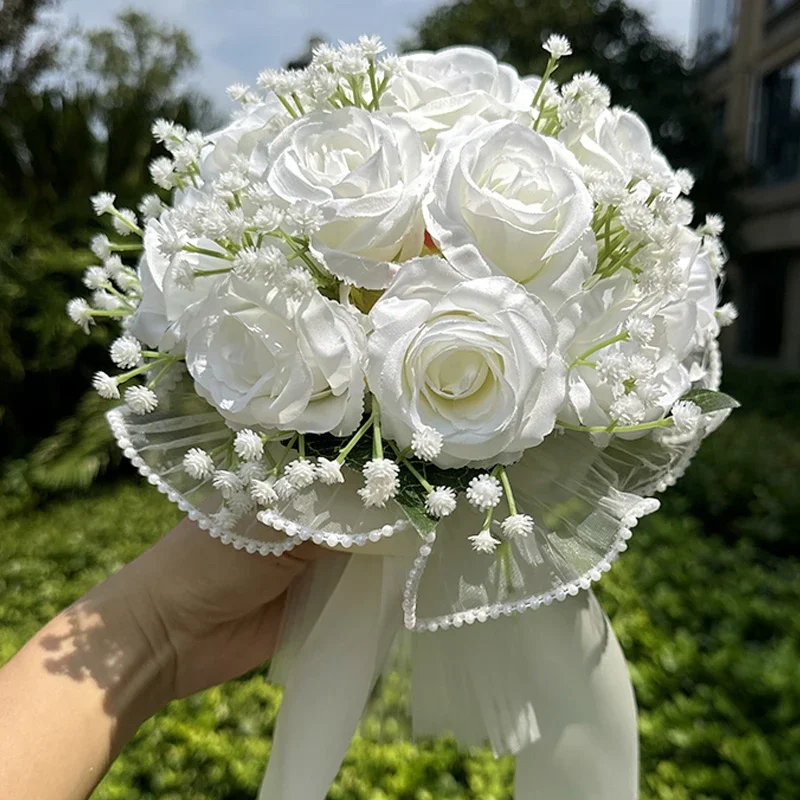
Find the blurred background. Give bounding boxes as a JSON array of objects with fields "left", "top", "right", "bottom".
[{"left": 1, "top": 0, "right": 798, "bottom": 798}]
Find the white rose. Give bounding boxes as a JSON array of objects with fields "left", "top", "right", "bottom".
[
  {"left": 263, "top": 107, "right": 427, "bottom": 290},
  {"left": 563, "top": 108, "right": 673, "bottom": 188},
  {"left": 200, "top": 97, "right": 284, "bottom": 182},
  {"left": 424, "top": 117, "right": 596, "bottom": 315},
  {"left": 367, "top": 256, "right": 567, "bottom": 467},
  {"left": 668, "top": 230, "right": 720, "bottom": 348},
  {"left": 660, "top": 230, "right": 720, "bottom": 385},
  {"left": 383, "top": 46, "right": 534, "bottom": 145},
  {"left": 127, "top": 203, "right": 227, "bottom": 350},
  {"left": 185, "top": 275, "right": 366, "bottom": 435}
]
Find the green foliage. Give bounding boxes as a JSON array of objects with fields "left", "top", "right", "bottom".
[
  {"left": 84, "top": 11, "right": 199, "bottom": 106},
  {"left": 655, "top": 366, "right": 800, "bottom": 556},
  {"left": 0, "top": 0, "right": 59, "bottom": 101},
  {"left": 0, "top": 11, "right": 214, "bottom": 486},
  {"left": 661, "top": 411, "right": 800, "bottom": 556},
  {"left": 1, "top": 473, "right": 798, "bottom": 799},
  {"left": 680, "top": 389, "right": 740, "bottom": 413}
]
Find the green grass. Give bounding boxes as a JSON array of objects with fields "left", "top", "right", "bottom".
[{"left": 1, "top": 473, "right": 799, "bottom": 799}]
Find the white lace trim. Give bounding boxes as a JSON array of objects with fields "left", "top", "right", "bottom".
[
  {"left": 108, "top": 407, "right": 409, "bottom": 555},
  {"left": 108, "top": 407, "right": 299, "bottom": 556},
  {"left": 110, "top": 401, "right": 665, "bottom": 631},
  {"left": 647, "top": 338, "right": 724, "bottom": 495},
  {"left": 403, "top": 497, "right": 660, "bottom": 633}
]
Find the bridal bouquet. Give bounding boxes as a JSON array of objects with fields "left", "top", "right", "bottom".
[{"left": 68, "top": 35, "right": 737, "bottom": 634}]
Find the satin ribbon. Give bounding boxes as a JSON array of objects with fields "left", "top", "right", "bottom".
[{"left": 259, "top": 551, "right": 639, "bottom": 800}]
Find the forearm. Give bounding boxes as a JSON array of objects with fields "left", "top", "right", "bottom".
[{"left": 0, "top": 584, "right": 172, "bottom": 800}]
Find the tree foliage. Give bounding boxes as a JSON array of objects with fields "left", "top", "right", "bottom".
[
  {"left": 0, "top": 0, "right": 59, "bottom": 102},
  {"left": 0, "top": 8, "right": 212, "bottom": 488}
]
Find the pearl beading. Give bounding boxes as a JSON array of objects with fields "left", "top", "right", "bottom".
[
  {"left": 403, "top": 497, "right": 660, "bottom": 633},
  {"left": 109, "top": 407, "right": 409, "bottom": 556},
  {"left": 110, "top": 406, "right": 665, "bottom": 632}
]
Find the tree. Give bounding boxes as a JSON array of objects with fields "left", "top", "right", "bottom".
[
  {"left": 0, "top": 0, "right": 59, "bottom": 102},
  {"left": 406, "top": 0, "right": 744, "bottom": 241},
  {"left": 0, "top": 10, "right": 214, "bottom": 491}
]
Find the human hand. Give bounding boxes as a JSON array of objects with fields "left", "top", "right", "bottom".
[
  {"left": 94, "top": 517, "right": 324, "bottom": 703},
  {"left": 0, "top": 516, "right": 322, "bottom": 800}
]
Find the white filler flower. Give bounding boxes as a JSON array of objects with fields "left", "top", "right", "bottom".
[{"left": 183, "top": 447, "right": 215, "bottom": 480}]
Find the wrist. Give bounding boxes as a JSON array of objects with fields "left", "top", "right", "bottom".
[{"left": 44, "top": 578, "right": 177, "bottom": 741}]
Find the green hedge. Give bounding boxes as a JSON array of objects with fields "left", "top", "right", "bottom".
[
  {"left": 650, "top": 367, "right": 800, "bottom": 556},
  {"left": 1, "top": 478, "right": 799, "bottom": 799}
]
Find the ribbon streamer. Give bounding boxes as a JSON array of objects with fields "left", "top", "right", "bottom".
[{"left": 262, "top": 544, "right": 638, "bottom": 799}]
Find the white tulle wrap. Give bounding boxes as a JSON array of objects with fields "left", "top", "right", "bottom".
[{"left": 106, "top": 339, "right": 725, "bottom": 799}]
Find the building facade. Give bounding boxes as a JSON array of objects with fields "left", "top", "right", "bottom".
[{"left": 696, "top": 0, "right": 800, "bottom": 369}]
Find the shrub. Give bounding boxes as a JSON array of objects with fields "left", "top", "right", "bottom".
[
  {"left": 661, "top": 410, "right": 800, "bottom": 556},
  {"left": 1, "top": 480, "right": 799, "bottom": 799}
]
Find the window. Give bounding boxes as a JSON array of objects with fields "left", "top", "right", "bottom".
[
  {"left": 767, "top": 0, "right": 796, "bottom": 15},
  {"left": 738, "top": 258, "right": 787, "bottom": 359},
  {"left": 755, "top": 59, "right": 800, "bottom": 184},
  {"left": 695, "top": 0, "right": 739, "bottom": 66}
]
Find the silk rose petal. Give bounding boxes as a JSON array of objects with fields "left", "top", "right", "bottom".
[
  {"left": 424, "top": 117, "right": 596, "bottom": 317},
  {"left": 367, "top": 256, "right": 567, "bottom": 467},
  {"left": 383, "top": 46, "right": 535, "bottom": 145},
  {"left": 185, "top": 276, "right": 366, "bottom": 436},
  {"left": 264, "top": 107, "right": 428, "bottom": 290}
]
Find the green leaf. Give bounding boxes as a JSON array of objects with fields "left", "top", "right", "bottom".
[
  {"left": 681, "top": 389, "right": 741, "bottom": 413},
  {"left": 395, "top": 493, "right": 438, "bottom": 537}
]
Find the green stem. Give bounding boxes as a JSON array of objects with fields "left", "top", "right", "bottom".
[
  {"left": 110, "top": 243, "right": 143, "bottom": 253},
  {"left": 482, "top": 505, "right": 496, "bottom": 534},
  {"left": 184, "top": 245, "right": 234, "bottom": 262},
  {"left": 298, "top": 434, "right": 305, "bottom": 460},
  {"left": 276, "top": 94, "right": 299, "bottom": 118},
  {"left": 291, "top": 92, "right": 305, "bottom": 115},
  {"left": 89, "top": 308, "right": 131, "bottom": 318},
  {"left": 531, "top": 57, "right": 559, "bottom": 130},
  {"left": 336, "top": 412, "right": 375, "bottom": 464},
  {"left": 110, "top": 208, "right": 143, "bottom": 237},
  {"left": 605, "top": 242, "right": 647, "bottom": 276},
  {"left": 393, "top": 448, "right": 434, "bottom": 494},
  {"left": 498, "top": 468, "right": 517, "bottom": 516},
  {"left": 368, "top": 60, "right": 379, "bottom": 109},
  {"left": 498, "top": 541, "right": 513, "bottom": 590},
  {"left": 348, "top": 75, "right": 365, "bottom": 108},
  {"left": 100, "top": 283, "right": 136, "bottom": 310},
  {"left": 569, "top": 331, "right": 629, "bottom": 368},
  {"left": 334, "top": 86, "right": 355, "bottom": 107},
  {"left": 372, "top": 402, "right": 384, "bottom": 460},
  {"left": 556, "top": 417, "right": 673, "bottom": 434},
  {"left": 194, "top": 267, "right": 233, "bottom": 277},
  {"left": 261, "top": 447, "right": 277, "bottom": 470},
  {"left": 147, "top": 359, "right": 173, "bottom": 390},
  {"left": 210, "top": 440, "right": 233, "bottom": 460},
  {"left": 272, "top": 434, "right": 298, "bottom": 475},
  {"left": 116, "top": 358, "right": 172, "bottom": 384},
  {"left": 598, "top": 229, "right": 628, "bottom": 265}
]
